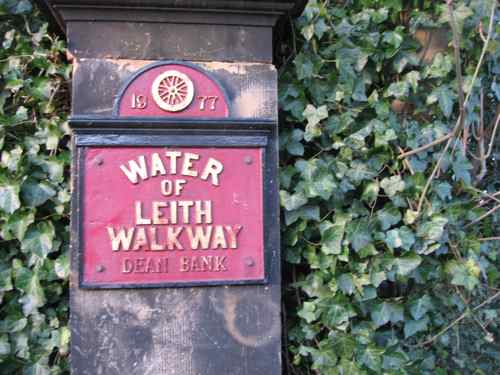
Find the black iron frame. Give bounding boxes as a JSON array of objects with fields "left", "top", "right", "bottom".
[{"left": 70, "top": 118, "right": 278, "bottom": 289}]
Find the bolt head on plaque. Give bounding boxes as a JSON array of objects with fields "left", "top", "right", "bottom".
[{"left": 151, "top": 70, "right": 195, "bottom": 112}]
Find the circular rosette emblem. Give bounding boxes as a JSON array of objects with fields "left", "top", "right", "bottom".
[{"left": 151, "top": 70, "right": 194, "bottom": 112}]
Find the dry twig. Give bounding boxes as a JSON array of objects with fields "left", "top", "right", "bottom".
[
  {"left": 465, "top": 203, "right": 500, "bottom": 228},
  {"left": 413, "top": 1, "right": 497, "bottom": 215},
  {"left": 399, "top": 1, "right": 496, "bottom": 162},
  {"left": 445, "top": 0, "right": 466, "bottom": 155},
  {"left": 478, "top": 237, "right": 500, "bottom": 242},
  {"left": 418, "top": 291, "right": 500, "bottom": 347}
]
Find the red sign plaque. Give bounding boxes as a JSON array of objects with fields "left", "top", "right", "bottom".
[{"left": 81, "top": 147, "right": 265, "bottom": 287}]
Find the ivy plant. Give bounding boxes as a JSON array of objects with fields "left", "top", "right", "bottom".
[
  {"left": 0, "top": 1, "right": 71, "bottom": 373},
  {"left": 279, "top": 0, "right": 499, "bottom": 374},
  {"left": 1, "top": 0, "right": 499, "bottom": 374}
]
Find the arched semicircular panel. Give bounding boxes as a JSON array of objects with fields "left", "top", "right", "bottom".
[{"left": 115, "top": 62, "right": 230, "bottom": 118}]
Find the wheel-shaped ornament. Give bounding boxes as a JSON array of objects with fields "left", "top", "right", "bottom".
[{"left": 151, "top": 70, "right": 194, "bottom": 112}]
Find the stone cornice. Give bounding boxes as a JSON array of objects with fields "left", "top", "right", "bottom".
[{"left": 36, "top": 0, "right": 306, "bottom": 34}]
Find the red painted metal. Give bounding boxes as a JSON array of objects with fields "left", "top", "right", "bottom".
[
  {"left": 82, "top": 147, "right": 264, "bottom": 286},
  {"left": 117, "top": 64, "right": 229, "bottom": 118}
]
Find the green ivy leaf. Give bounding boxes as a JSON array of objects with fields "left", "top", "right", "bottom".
[
  {"left": 30, "top": 77, "right": 54, "bottom": 100},
  {"left": 417, "top": 216, "right": 448, "bottom": 241},
  {"left": 57, "top": 326, "right": 71, "bottom": 356},
  {"left": 303, "top": 104, "right": 328, "bottom": 141},
  {"left": 308, "top": 170, "right": 336, "bottom": 200},
  {"left": 294, "top": 53, "right": 315, "bottom": 80},
  {"left": 23, "top": 361, "right": 51, "bottom": 375},
  {"left": 325, "top": 304, "right": 351, "bottom": 327},
  {"left": 382, "top": 30, "right": 403, "bottom": 48},
  {"left": 276, "top": 2, "right": 498, "bottom": 372},
  {"left": 434, "top": 182, "right": 452, "bottom": 201},
  {"left": 1, "top": 146, "right": 23, "bottom": 171},
  {"left": 380, "top": 176, "right": 405, "bottom": 197},
  {"left": 301, "top": 24, "right": 315, "bottom": 41},
  {"left": 426, "top": 53, "right": 453, "bottom": 78},
  {"left": 321, "top": 214, "right": 349, "bottom": 255},
  {"left": 337, "top": 274, "right": 355, "bottom": 295},
  {"left": 385, "top": 226, "right": 415, "bottom": 250},
  {"left": 377, "top": 204, "right": 402, "bottom": 230},
  {"left": 427, "top": 85, "right": 454, "bottom": 118},
  {"left": 346, "top": 162, "right": 377, "bottom": 184},
  {"left": 0, "top": 210, "right": 35, "bottom": 241},
  {"left": 315, "top": 18, "right": 329, "bottom": 39},
  {"left": 14, "top": 106, "right": 28, "bottom": 121},
  {"left": 346, "top": 218, "right": 373, "bottom": 251},
  {"left": 298, "top": 301, "right": 318, "bottom": 323},
  {"left": 371, "top": 7, "right": 388, "bottom": 23},
  {"left": 54, "top": 252, "right": 70, "bottom": 279},
  {"left": 287, "top": 141, "right": 304, "bottom": 156},
  {"left": 0, "top": 7, "right": 71, "bottom": 373},
  {"left": 371, "top": 302, "right": 404, "bottom": 328},
  {"left": 404, "top": 209, "right": 419, "bottom": 225},
  {"left": 352, "top": 80, "right": 367, "bottom": 102},
  {"left": 40, "top": 158, "right": 65, "bottom": 182},
  {"left": 328, "top": 335, "right": 354, "bottom": 361},
  {"left": 284, "top": 205, "right": 320, "bottom": 225},
  {"left": 394, "top": 253, "right": 422, "bottom": 276},
  {"left": 405, "top": 71, "right": 421, "bottom": 93},
  {"left": 9, "top": 0, "right": 32, "bottom": 14},
  {"left": 452, "top": 153, "right": 473, "bottom": 184},
  {"left": 21, "top": 180, "right": 56, "bottom": 207},
  {"left": 386, "top": 81, "right": 409, "bottom": 98},
  {"left": 21, "top": 221, "right": 55, "bottom": 259},
  {"left": 0, "top": 183, "right": 21, "bottom": 214},
  {"left": 446, "top": 259, "right": 480, "bottom": 291},
  {"left": 361, "top": 181, "right": 379, "bottom": 205},
  {"left": 370, "top": 271, "right": 386, "bottom": 288},
  {"left": 14, "top": 332, "right": 30, "bottom": 359},
  {"left": 438, "top": 3, "right": 473, "bottom": 32},
  {"left": 17, "top": 270, "right": 46, "bottom": 316},
  {"left": 0, "top": 269, "right": 13, "bottom": 292},
  {"left": 280, "top": 190, "right": 308, "bottom": 211},
  {"left": 360, "top": 344, "right": 384, "bottom": 372},
  {"left": 404, "top": 316, "right": 429, "bottom": 338},
  {"left": 359, "top": 244, "right": 378, "bottom": 259},
  {"left": 2, "top": 29, "right": 15, "bottom": 49},
  {"left": 410, "top": 295, "right": 433, "bottom": 320},
  {"left": 382, "top": 350, "right": 408, "bottom": 370},
  {"left": 0, "top": 335, "right": 10, "bottom": 356},
  {"left": 0, "top": 315, "right": 27, "bottom": 334}
]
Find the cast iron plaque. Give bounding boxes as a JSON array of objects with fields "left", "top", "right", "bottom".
[
  {"left": 80, "top": 147, "right": 265, "bottom": 288},
  {"left": 115, "top": 62, "right": 230, "bottom": 118}
]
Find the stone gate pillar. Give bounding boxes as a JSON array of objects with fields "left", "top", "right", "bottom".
[{"left": 39, "top": 1, "right": 305, "bottom": 374}]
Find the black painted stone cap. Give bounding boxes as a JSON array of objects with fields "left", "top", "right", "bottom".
[{"left": 35, "top": 0, "right": 307, "bottom": 36}]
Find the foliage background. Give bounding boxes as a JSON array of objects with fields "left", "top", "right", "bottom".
[
  {"left": 0, "top": 0, "right": 499, "bottom": 374},
  {"left": 0, "top": 0, "right": 71, "bottom": 373},
  {"left": 279, "top": 0, "right": 500, "bottom": 374}
]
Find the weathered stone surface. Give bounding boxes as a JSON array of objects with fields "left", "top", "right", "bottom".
[
  {"left": 72, "top": 59, "right": 277, "bottom": 120},
  {"left": 45, "top": 1, "right": 298, "bottom": 373},
  {"left": 70, "top": 60, "right": 281, "bottom": 374}
]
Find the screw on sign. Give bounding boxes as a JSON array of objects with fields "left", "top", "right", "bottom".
[{"left": 152, "top": 70, "right": 195, "bottom": 112}]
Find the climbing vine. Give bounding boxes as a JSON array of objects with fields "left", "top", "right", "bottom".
[
  {"left": 279, "top": 0, "right": 499, "bottom": 373},
  {"left": 0, "top": 1, "right": 70, "bottom": 373},
  {"left": 1, "top": 0, "right": 499, "bottom": 374}
]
